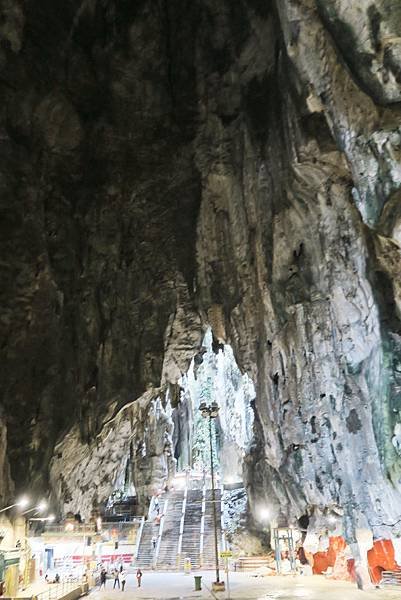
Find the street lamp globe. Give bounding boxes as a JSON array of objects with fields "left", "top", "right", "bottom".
[
  {"left": 210, "top": 402, "right": 220, "bottom": 418},
  {"left": 199, "top": 401, "right": 209, "bottom": 417},
  {"left": 259, "top": 507, "right": 270, "bottom": 522},
  {"left": 16, "top": 496, "right": 29, "bottom": 508},
  {"left": 37, "top": 501, "right": 47, "bottom": 512}
]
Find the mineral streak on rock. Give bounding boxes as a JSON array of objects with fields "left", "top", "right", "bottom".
[{"left": 1, "top": 0, "right": 401, "bottom": 545}]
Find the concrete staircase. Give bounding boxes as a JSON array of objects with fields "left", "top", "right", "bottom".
[
  {"left": 234, "top": 556, "right": 272, "bottom": 571},
  {"left": 202, "top": 488, "right": 224, "bottom": 569},
  {"left": 156, "top": 490, "right": 184, "bottom": 570},
  {"left": 135, "top": 482, "right": 227, "bottom": 571},
  {"left": 178, "top": 489, "right": 203, "bottom": 569},
  {"left": 135, "top": 521, "right": 158, "bottom": 569}
]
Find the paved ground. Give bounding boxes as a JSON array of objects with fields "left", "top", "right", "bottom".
[
  {"left": 17, "top": 580, "right": 81, "bottom": 598},
  {"left": 88, "top": 572, "right": 401, "bottom": 599}
]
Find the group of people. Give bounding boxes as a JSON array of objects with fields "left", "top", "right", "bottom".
[
  {"left": 45, "top": 573, "right": 60, "bottom": 584},
  {"left": 99, "top": 566, "right": 143, "bottom": 590}
]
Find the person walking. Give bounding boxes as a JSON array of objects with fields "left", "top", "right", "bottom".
[
  {"left": 100, "top": 568, "right": 107, "bottom": 589},
  {"left": 136, "top": 569, "right": 142, "bottom": 588},
  {"left": 113, "top": 569, "right": 120, "bottom": 589},
  {"left": 120, "top": 569, "right": 127, "bottom": 591},
  {"left": 151, "top": 536, "right": 157, "bottom": 551}
]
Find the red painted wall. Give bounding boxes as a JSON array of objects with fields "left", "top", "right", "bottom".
[
  {"left": 367, "top": 539, "right": 400, "bottom": 583},
  {"left": 312, "top": 536, "right": 401, "bottom": 584},
  {"left": 313, "top": 536, "right": 346, "bottom": 574}
]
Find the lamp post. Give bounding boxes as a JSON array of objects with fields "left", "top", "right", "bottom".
[{"left": 199, "top": 401, "right": 224, "bottom": 590}]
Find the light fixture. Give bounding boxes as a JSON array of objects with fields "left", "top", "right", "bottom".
[
  {"left": 199, "top": 401, "right": 209, "bottom": 417},
  {"left": 37, "top": 501, "right": 47, "bottom": 512},
  {"left": 0, "top": 496, "right": 31, "bottom": 514},
  {"left": 16, "top": 496, "right": 29, "bottom": 508},
  {"left": 259, "top": 507, "right": 270, "bottom": 522},
  {"left": 210, "top": 402, "right": 219, "bottom": 418},
  {"left": 22, "top": 500, "right": 49, "bottom": 516}
]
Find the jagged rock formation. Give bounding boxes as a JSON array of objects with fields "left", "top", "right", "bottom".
[
  {"left": 178, "top": 329, "right": 254, "bottom": 483},
  {"left": 50, "top": 390, "right": 175, "bottom": 516},
  {"left": 1, "top": 0, "right": 401, "bottom": 548}
]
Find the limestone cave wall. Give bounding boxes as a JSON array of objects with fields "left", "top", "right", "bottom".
[{"left": 1, "top": 0, "right": 401, "bottom": 544}]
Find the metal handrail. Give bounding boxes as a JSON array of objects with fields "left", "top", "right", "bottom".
[
  {"left": 35, "top": 581, "right": 82, "bottom": 600},
  {"left": 220, "top": 484, "right": 226, "bottom": 551},
  {"left": 147, "top": 496, "right": 155, "bottom": 520},
  {"left": 154, "top": 498, "right": 168, "bottom": 569},
  {"left": 134, "top": 517, "right": 145, "bottom": 560},
  {"left": 41, "top": 518, "right": 143, "bottom": 536},
  {"left": 199, "top": 483, "right": 206, "bottom": 567},
  {"left": 176, "top": 486, "right": 187, "bottom": 568},
  {"left": 41, "top": 525, "right": 95, "bottom": 534}
]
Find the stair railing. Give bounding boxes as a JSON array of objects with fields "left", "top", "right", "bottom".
[
  {"left": 199, "top": 483, "right": 206, "bottom": 568},
  {"left": 220, "top": 485, "right": 226, "bottom": 552},
  {"left": 134, "top": 516, "right": 145, "bottom": 562},
  {"left": 176, "top": 485, "right": 188, "bottom": 569},
  {"left": 147, "top": 495, "right": 155, "bottom": 519},
  {"left": 153, "top": 498, "right": 168, "bottom": 569}
]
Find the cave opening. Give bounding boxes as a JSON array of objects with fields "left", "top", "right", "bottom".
[
  {"left": 174, "top": 328, "right": 255, "bottom": 487},
  {"left": 101, "top": 327, "right": 255, "bottom": 524}
]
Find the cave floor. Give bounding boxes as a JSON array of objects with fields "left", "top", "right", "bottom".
[{"left": 88, "top": 572, "right": 401, "bottom": 599}]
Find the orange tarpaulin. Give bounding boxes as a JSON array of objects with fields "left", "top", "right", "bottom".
[
  {"left": 367, "top": 539, "right": 400, "bottom": 583},
  {"left": 313, "top": 536, "right": 401, "bottom": 584},
  {"left": 313, "top": 536, "right": 346, "bottom": 574}
]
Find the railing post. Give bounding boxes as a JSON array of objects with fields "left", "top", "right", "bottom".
[
  {"left": 134, "top": 517, "right": 145, "bottom": 561},
  {"left": 199, "top": 483, "right": 206, "bottom": 568},
  {"left": 176, "top": 486, "right": 187, "bottom": 570},
  {"left": 153, "top": 498, "right": 168, "bottom": 569},
  {"left": 220, "top": 484, "right": 225, "bottom": 553},
  {"left": 148, "top": 496, "right": 155, "bottom": 519}
]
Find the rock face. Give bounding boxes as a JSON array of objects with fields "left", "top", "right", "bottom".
[
  {"left": 178, "top": 329, "right": 254, "bottom": 483},
  {"left": 1, "top": 0, "right": 401, "bottom": 545},
  {"left": 49, "top": 390, "right": 175, "bottom": 516}
]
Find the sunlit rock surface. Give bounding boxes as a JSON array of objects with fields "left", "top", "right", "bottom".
[
  {"left": 178, "top": 329, "right": 254, "bottom": 482},
  {"left": 1, "top": 0, "right": 401, "bottom": 548}
]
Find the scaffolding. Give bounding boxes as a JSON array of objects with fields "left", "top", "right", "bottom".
[{"left": 273, "top": 527, "right": 297, "bottom": 573}]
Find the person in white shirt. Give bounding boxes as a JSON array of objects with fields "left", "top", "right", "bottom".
[{"left": 120, "top": 569, "right": 127, "bottom": 591}]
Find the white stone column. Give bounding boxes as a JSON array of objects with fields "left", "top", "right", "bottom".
[{"left": 352, "top": 529, "right": 374, "bottom": 590}]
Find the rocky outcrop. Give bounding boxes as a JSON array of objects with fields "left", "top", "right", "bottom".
[
  {"left": 178, "top": 329, "right": 254, "bottom": 483},
  {"left": 0, "top": 0, "right": 203, "bottom": 501},
  {"left": 1, "top": 0, "right": 401, "bottom": 551},
  {"left": 49, "top": 390, "right": 176, "bottom": 516}
]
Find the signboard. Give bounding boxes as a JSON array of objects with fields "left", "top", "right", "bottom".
[{"left": 219, "top": 551, "right": 233, "bottom": 558}]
